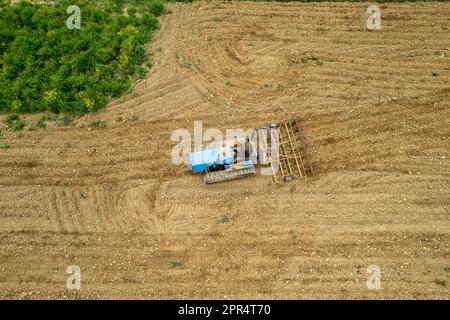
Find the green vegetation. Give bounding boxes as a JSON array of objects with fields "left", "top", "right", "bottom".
[
  {"left": 301, "top": 56, "right": 323, "bottom": 65},
  {"left": 36, "top": 114, "right": 73, "bottom": 128},
  {"left": 0, "top": 143, "right": 11, "bottom": 149},
  {"left": 89, "top": 119, "right": 107, "bottom": 127},
  {"left": 218, "top": 214, "right": 230, "bottom": 223},
  {"left": 287, "top": 55, "right": 323, "bottom": 66},
  {"left": 289, "top": 230, "right": 298, "bottom": 240},
  {"left": 170, "top": 261, "right": 183, "bottom": 269},
  {"left": 0, "top": 0, "right": 164, "bottom": 114},
  {"left": 36, "top": 114, "right": 56, "bottom": 128},
  {"left": 4, "top": 114, "right": 26, "bottom": 131},
  {"left": 433, "top": 279, "right": 447, "bottom": 287},
  {"left": 36, "top": 118, "right": 46, "bottom": 129},
  {"left": 57, "top": 115, "right": 74, "bottom": 126},
  {"left": 180, "top": 58, "right": 192, "bottom": 68}
]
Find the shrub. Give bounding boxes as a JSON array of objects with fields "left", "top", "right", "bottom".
[
  {"left": 149, "top": 0, "right": 165, "bottom": 16},
  {"left": 57, "top": 115, "right": 74, "bottom": 126},
  {"left": 127, "top": 7, "right": 137, "bottom": 16},
  {"left": 4, "top": 114, "right": 26, "bottom": 131},
  {"left": 170, "top": 261, "right": 183, "bottom": 269},
  {"left": 434, "top": 279, "right": 447, "bottom": 287},
  {"left": 290, "top": 230, "right": 298, "bottom": 240},
  {"left": 36, "top": 118, "right": 46, "bottom": 129},
  {"left": 0, "top": 0, "right": 163, "bottom": 114},
  {"left": 218, "top": 215, "right": 230, "bottom": 223},
  {"left": 89, "top": 119, "right": 107, "bottom": 128},
  {"left": 36, "top": 114, "right": 57, "bottom": 129}
]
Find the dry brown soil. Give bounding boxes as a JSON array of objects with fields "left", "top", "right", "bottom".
[{"left": 0, "top": 1, "right": 449, "bottom": 299}]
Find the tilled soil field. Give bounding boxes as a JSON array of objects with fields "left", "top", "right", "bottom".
[{"left": 0, "top": 1, "right": 449, "bottom": 299}]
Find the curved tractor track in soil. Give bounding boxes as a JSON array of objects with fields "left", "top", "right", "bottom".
[{"left": 0, "top": 2, "right": 449, "bottom": 299}]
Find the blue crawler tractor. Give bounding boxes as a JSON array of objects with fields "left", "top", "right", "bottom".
[
  {"left": 188, "top": 144, "right": 257, "bottom": 184},
  {"left": 186, "top": 120, "right": 314, "bottom": 184}
]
